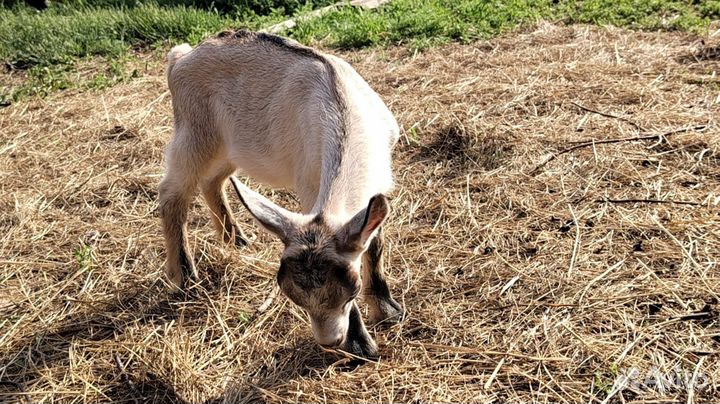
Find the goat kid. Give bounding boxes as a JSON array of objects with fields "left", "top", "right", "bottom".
[{"left": 159, "top": 30, "right": 403, "bottom": 359}]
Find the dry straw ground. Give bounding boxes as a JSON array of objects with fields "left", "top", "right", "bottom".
[{"left": 1, "top": 23, "right": 719, "bottom": 403}]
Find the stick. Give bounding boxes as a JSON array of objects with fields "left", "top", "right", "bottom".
[
  {"left": 687, "top": 357, "right": 706, "bottom": 404},
  {"left": 484, "top": 357, "right": 505, "bottom": 390},
  {"left": 113, "top": 353, "right": 140, "bottom": 404},
  {"left": 567, "top": 204, "right": 581, "bottom": 276},
  {"left": 415, "top": 343, "right": 569, "bottom": 362},
  {"left": 264, "top": 0, "right": 390, "bottom": 34},
  {"left": 571, "top": 102, "right": 646, "bottom": 132},
  {"left": 530, "top": 124, "right": 710, "bottom": 174},
  {"left": 596, "top": 198, "right": 701, "bottom": 206},
  {"left": 256, "top": 285, "right": 280, "bottom": 314}
]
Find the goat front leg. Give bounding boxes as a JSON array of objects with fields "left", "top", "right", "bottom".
[
  {"left": 342, "top": 301, "right": 379, "bottom": 361},
  {"left": 362, "top": 227, "right": 404, "bottom": 326}
]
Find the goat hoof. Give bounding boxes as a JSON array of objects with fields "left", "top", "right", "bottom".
[
  {"left": 342, "top": 334, "right": 379, "bottom": 362},
  {"left": 234, "top": 232, "right": 249, "bottom": 247},
  {"left": 233, "top": 226, "right": 249, "bottom": 248},
  {"left": 342, "top": 301, "right": 379, "bottom": 361},
  {"left": 165, "top": 269, "right": 184, "bottom": 292},
  {"left": 164, "top": 259, "right": 197, "bottom": 292},
  {"left": 222, "top": 226, "right": 249, "bottom": 248},
  {"left": 176, "top": 259, "right": 198, "bottom": 292},
  {"left": 370, "top": 297, "right": 405, "bottom": 327}
]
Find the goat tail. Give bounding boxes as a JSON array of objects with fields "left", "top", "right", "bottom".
[{"left": 166, "top": 43, "right": 193, "bottom": 79}]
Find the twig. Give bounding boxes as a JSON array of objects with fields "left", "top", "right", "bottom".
[
  {"left": 113, "top": 353, "right": 140, "bottom": 404},
  {"left": 264, "top": 0, "right": 390, "bottom": 34},
  {"left": 567, "top": 204, "right": 581, "bottom": 276},
  {"left": 687, "top": 357, "right": 706, "bottom": 404},
  {"left": 484, "top": 357, "right": 505, "bottom": 389},
  {"left": 415, "top": 343, "right": 569, "bottom": 362},
  {"left": 597, "top": 198, "right": 701, "bottom": 206},
  {"left": 531, "top": 124, "right": 710, "bottom": 174},
  {"left": 256, "top": 285, "right": 280, "bottom": 314},
  {"left": 571, "top": 101, "right": 647, "bottom": 132},
  {"left": 499, "top": 275, "right": 520, "bottom": 295}
]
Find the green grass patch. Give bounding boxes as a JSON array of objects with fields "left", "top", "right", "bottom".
[
  {"left": 74, "top": 242, "right": 93, "bottom": 272},
  {"left": 0, "top": 4, "right": 235, "bottom": 68},
  {"left": 290, "top": 0, "right": 720, "bottom": 49},
  {"left": 1, "top": 0, "right": 336, "bottom": 15},
  {"left": 1, "top": 0, "right": 718, "bottom": 104},
  {"left": 0, "top": 1, "right": 313, "bottom": 102}
]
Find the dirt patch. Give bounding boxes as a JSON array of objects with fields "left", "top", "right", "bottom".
[{"left": 1, "top": 23, "right": 719, "bottom": 402}]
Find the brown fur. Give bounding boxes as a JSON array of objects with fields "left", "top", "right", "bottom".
[{"left": 278, "top": 217, "right": 361, "bottom": 315}]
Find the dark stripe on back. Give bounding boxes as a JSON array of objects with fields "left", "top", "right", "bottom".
[
  {"left": 216, "top": 29, "right": 349, "bottom": 203},
  {"left": 255, "top": 31, "right": 348, "bottom": 195}
]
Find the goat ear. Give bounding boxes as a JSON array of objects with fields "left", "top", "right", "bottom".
[
  {"left": 229, "top": 176, "right": 300, "bottom": 243},
  {"left": 337, "top": 194, "right": 390, "bottom": 252}
]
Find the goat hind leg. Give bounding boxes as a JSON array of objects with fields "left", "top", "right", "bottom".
[
  {"left": 159, "top": 166, "right": 199, "bottom": 291},
  {"left": 201, "top": 165, "right": 248, "bottom": 247}
]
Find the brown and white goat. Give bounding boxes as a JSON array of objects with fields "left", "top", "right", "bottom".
[{"left": 159, "top": 30, "right": 403, "bottom": 359}]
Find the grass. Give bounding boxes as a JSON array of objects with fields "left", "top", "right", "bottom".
[
  {"left": 0, "top": 0, "right": 328, "bottom": 70},
  {"left": 0, "top": 1, "right": 308, "bottom": 103},
  {"left": 1, "top": 0, "right": 719, "bottom": 103},
  {"left": 1, "top": 23, "right": 718, "bottom": 402},
  {"left": 74, "top": 243, "right": 93, "bottom": 272},
  {"left": 292, "top": 0, "right": 555, "bottom": 49},
  {"left": 291, "top": 0, "right": 720, "bottom": 49},
  {"left": 0, "top": 4, "right": 242, "bottom": 66}
]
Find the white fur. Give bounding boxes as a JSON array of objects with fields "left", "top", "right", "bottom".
[{"left": 165, "top": 34, "right": 399, "bottom": 225}]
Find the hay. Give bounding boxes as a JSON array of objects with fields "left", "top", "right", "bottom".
[{"left": 1, "top": 23, "right": 719, "bottom": 402}]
